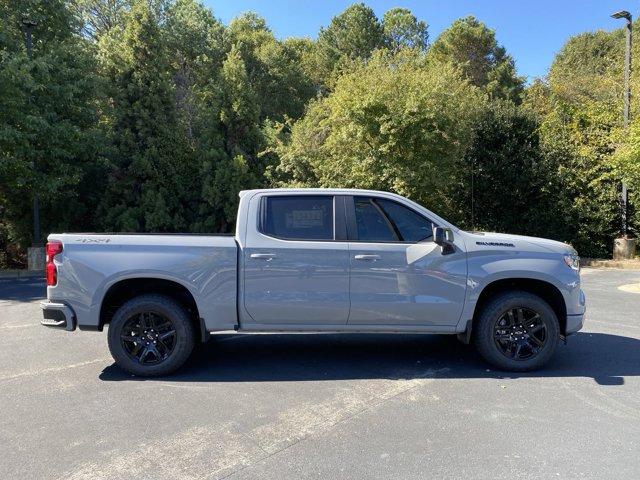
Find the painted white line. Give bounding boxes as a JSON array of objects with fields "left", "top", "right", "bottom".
[
  {"left": 0, "top": 299, "right": 43, "bottom": 306},
  {"left": 0, "top": 358, "right": 110, "bottom": 382},
  {"left": 160, "top": 383, "right": 218, "bottom": 390},
  {"left": 618, "top": 283, "right": 640, "bottom": 294},
  {"left": 63, "top": 368, "right": 448, "bottom": 480},
  {"left": 580, "top": 269, "right": 597, "bottom": 276},
  {"left": 65, "top": 425, "right": 265, "bottom": 480},
  {"left": 0, "top": 323, "right": 38, "bottom": 330},
  {"left": 588, "top": 319, "right": 640, "bottom": 330},
  {"left": 562, "top": 381, "right": 640, "bottom": 421}
]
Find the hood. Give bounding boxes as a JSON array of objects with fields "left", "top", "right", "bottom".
[{"left": 461, "top": 231, "right": 575, "bottom": 255}]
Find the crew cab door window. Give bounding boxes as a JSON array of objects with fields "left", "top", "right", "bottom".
[
  {"left": 353, "top": 196, "right": 433, "bottom": 243},
  {"left": 376, "top": 198, "right": 434, "bottom": 242},
  {"left": 354, "top": 197, "right": 398, "bottom": 242},
  {"left": 262, "top": 196, "right": 334, "bottom": 240}
]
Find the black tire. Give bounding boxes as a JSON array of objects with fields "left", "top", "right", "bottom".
[
  {"left": 473, "top": 291, "right": 559, "bottom": 371},
  {"left": 107, "top": 294, "right": 195, "bottom": 376}
]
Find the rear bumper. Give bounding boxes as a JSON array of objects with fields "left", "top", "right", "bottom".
[{"left": 41, "top": 301, "right": 76, "bottom": 332}]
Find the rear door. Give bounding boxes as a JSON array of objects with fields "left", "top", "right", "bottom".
[
  {"left": 347, "top": 195, "right": 467, "bottom": 327},
  {"left": 243, "top": 194, "right": 351, "bottom": 326}
]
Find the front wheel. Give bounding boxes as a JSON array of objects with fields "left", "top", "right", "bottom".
[
  {"left": 474, "top": 291, "right": 559, "bottom": 371},
  {"left": 107, "top": 294, "right": 195, "bottom": 376}
]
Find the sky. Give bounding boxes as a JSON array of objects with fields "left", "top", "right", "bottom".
[{"left": 203, "top": 0, "right": 634, "bottom": 82}]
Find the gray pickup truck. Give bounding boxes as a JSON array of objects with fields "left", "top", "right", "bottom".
[{"left": 42, "top": 188, "right": 585, "bottom": 376}]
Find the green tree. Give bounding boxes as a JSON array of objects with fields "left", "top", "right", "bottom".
[
  {"left": 2, "top": 0, "right": 636, "bottom": 265},
  {"left": 538, "top": 103, "right": 619, "bottom": 256},
  {"left": 521, "top": 25, "right": 627, "bottom": 256},
  {"left": 548, "top": 29, "right": 624, "bottom": 107},
  {"left": 74, "top": 0, "right": 129, "bottom": 39},
  {"left": 382, "top": 7, "right": 428, "bottom": 51},
  {"left": 451, "top": 101, "right": 565, "bottom": 238},
  {"left": 164, "top": 0, "right": 226, "bottom": 141},
  {"left": 282, "top": 37, "right": 324, "bottom": 97},
  {"left": 274, "top": 50, "right": 482, "bottom": 215},
  {"left": 191, "top": 44, "right": 264, "bottom": 232},
  {"left": 318, "top": 3, "right": 384, "bottom": 60},
  {"left": 315, "top": 3, "right": 385, "bottom": 83},
  {"left": 430, "top": 16, "right": 523, "bottom": 102},
  {"left": 522, "top": 91, "right": 620, "bottom": 257},
  {"left": 226, "top": 12, "right": 315, "bottom": 121},
  {"left": 254, "top": 39, "right": 317, "bottom": 120},
  {"left": 219, "top": 45, "right": 262, "bottom": 164},
  {"left": 613, "top": 120, "right": 640, "bottom": 236},
  {"left": 98, "top": 0, "right": 199, "bottom": 232},
  {"left": 0, "top": 0, "right": 104, "bottom": 253}
]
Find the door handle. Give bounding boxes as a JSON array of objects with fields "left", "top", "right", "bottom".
[
  {"left": 250, "top": 253, "right": 277, "bottom": 260},
  {"left": 354, "top": 254, "right": 380, "bottom": 261}
]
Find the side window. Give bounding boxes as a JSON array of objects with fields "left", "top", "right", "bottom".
[
  {"left": 354, "top": 197, "right": 398, "bottom": 242},
  {"left": 262, "top": 196, "right": 334, "bottom": 240},
  {"left": 352, "top": 196, "right": 434, "bottom": 243},
  {"left": 377, "top": 198, "right": 434, "bottom": 242}
]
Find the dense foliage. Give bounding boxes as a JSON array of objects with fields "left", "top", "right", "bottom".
[{"left": 1, "top": 0, "right": 638, "bottom": 266}]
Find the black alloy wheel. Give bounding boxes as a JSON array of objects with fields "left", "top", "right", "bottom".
[
  {"left": 473, "top": 290, "right": 559, "bottom": 372},
  {"left": 120, "top": 312, "right": 177, "bottom": 365},
  {"left": 108, "top": 294, "right": 195, "bottom": 376},
  {"left": 493, "top": 307, "right": 547, "bottom": 361}
]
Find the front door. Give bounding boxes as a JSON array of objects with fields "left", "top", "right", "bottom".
[
  {"left": 243, "top": 194, "right": 350, "bottom": 325},
  {"left": 347, "top": 196, "right": 467, "bottom": 327}
]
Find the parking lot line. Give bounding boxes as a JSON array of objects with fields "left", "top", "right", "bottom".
[
  {"left": 0, "top": 358, "right": 111, "bottom": 382},
  {"left": 0, "top": 323, "right": 38, "bottom": 330}
]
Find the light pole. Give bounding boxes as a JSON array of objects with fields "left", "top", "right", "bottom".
[
  {"left": 611, "top": 11, "right": 632, "bottom": 129},
  {"left": 611, "top": 10, "right": 635, "bottom": 259},
  {"left": 21, "top": 18, "right": 40, "bottom": 246}
]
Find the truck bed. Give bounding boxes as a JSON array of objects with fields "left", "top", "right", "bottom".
[{"left": 47, "top": 233, "right": 238, "bottom": 332}]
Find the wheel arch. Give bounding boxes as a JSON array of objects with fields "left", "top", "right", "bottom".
[
  {"left": 471, "top": 278, "right": 567, "bottom": 336},
  {"left": 98, "top": 277, "right": 206, "bottom": 341}
]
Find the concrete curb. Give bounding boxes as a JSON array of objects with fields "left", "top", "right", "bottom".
[
  {"left": 0, "top": 270, "right": 44, "bottom": 279},
  {"left": 581, "top": 258, "right": 640, "bottom": 270}
]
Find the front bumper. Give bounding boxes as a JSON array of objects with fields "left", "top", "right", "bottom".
[
  {"left": 565, "top": 287, "right": 586, "bottom": 336},
  {"left": 41, "top": 301, "right": 76, "bottom": 332},
  {"left": 566, "top": 312, "right": 585, "bottom": 335}
]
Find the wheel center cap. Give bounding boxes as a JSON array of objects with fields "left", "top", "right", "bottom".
[{"left": 146, "top": 332, "right": 155, "bottom": 340}]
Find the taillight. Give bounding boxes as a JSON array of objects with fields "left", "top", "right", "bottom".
[{"left": 45, "top": 240, "right": 63, "bottom": 286}]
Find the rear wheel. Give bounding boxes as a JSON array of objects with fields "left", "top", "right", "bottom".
[
  {"left": 474, "top": 291, "right": 559, "bottom": 371},
  {"left": 107, "top": 294, "right": 195, "bottom": 376}
]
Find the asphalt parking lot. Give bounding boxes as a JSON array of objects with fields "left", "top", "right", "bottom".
[{"left": 1, "top": 268, "right": 639, "bottom": 480}]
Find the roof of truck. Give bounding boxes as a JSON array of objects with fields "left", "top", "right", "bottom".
[
  {"left": 239, "top": 188, "right": 456, "bottom": 230},
  {"left": 239, "top": 188, "right": 399, "bottom": 197}
]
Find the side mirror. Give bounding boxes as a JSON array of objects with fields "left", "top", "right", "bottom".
[{"left": 433, "top": 227, "right": 455, "bottom": 254}]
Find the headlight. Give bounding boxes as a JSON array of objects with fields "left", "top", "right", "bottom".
[{"left": 563, "top": 253, "right": 580, "bottom": 271}]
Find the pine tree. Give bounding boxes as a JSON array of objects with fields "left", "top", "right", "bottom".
[{"left": 98, "top": 0, "right": 198, "bottom": 232}]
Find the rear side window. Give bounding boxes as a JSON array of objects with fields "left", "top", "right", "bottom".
[
  {"left": 262, "top": 196, "right": 334, "bottom": 240},
  {"left": 353, "top": 196, "right": 433, "bottom": 243}
]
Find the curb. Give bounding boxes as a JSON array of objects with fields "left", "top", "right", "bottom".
[
  {"left": 581, "top": 258, "right": 640, "bottom": 270},
  {"left": 0, "top": 270, "right": 44, "bottom": 279}
]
